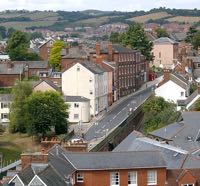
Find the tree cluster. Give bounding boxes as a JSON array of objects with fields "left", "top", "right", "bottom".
[
  {"left": 110, "top": 23, "right": 153, "bottom": 61},
  {"left": 9, "top": 81, "right": 69, "bottom": 138},
  {"left": 186, "top": 26, "right": 200, "bottom": 50},
  {"left": 142, "top": 96, "right": 180, "bottom": 134},
  {"left": 155, "top": 28, "right": 169, "bottom": 38},
  {"left": 6, "top": 30, "right": 40, "bottom": 61},
  {"left": 49, "top": 40, "right": 66, "bottom": 71}
]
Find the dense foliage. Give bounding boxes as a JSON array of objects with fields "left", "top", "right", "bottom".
[
  {"left": 142, "top": 96, "right": 180, "bottom": 134},
  {"left": 9, "top": 82, "right": 69, "bottom": 138},
  {"left": 6, "top": 30, "right": 40, "bottom": 61},
  {"left": 155, "top": 28, "right": 169, "bottom": 38},
  {"left": 112, "top": 23, "right": 153, "bottom": 61},
  {"left": 49, "top": 40, "right": 66, "bottom": 71},
  {"left": 25, "top": 91, "right": 69, "bottom": 137},
  {"left": 9, "top": 81, "right": 33, "bottom": 133}
]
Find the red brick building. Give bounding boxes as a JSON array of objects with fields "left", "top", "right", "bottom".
[
  {"left": 90, "top": 42, "right": 148, "bottom": 99},
  {"left": 0, "top": 62, "right": 24, "bottom": 87},
  {"left": 38, "top": 39, "right": 54, "bottom": 61}
]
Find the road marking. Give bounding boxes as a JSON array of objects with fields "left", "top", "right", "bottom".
[
  {"left": 122, "top": 107, "right": 126, "bottom": 110},
  {"left": 113, "top": 115, "right": 117, "bottom": 119}
]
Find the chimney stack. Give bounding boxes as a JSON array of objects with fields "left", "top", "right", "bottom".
[
  {"left": 108, "top": 42, "right": 113, "bottom": 61},
  {"left": 163, "top": 68, "right": 171, "bottom": 81},
  {"left": 96, "top": 42, "right": 101, "bottom": 56}
]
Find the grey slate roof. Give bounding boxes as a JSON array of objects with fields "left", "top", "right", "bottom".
[
  {"left": 177, "top": 90, "right": 198, "bottom": 107},
  {"left": 38, "top": 165, "right": 69, "bottom": 186},
  {"left": 113, "top": 132, "right": 188, "bottom": 169},
  {"left": 170, "top": 32, "right": 187, "bottom": 42},
  {"left": 62, "top": 151, "right": 166, "bottom": 170},
  {"left": 14, "top": 61, "right": 48, "bottom": 69},
  {"left": 0, "top": 63, "right": 24, "bottom": 74},
  {"left": 64, "top": 96, "right": 90, "bottom": 102},
  {"left": 0, "top": 94, "right": 12, "bottom": 102},
  {"left": 187, "top": 56, "right": 200, "bottom": 63},
  {"left": 170, "top": 73, "right": 188, "bottom": 90},
  {"left": 81, "top": 61, "right": 106, "bottom": 74},
  {"left": 154, "top": 37, "right": 177, "bottom": 44},
  {"left": 33, "top": 79, "right": 59, "bottom": 91},
  {"left": 150, "top": 112, "right": 200, "bottom": 153},
  {"left": 17, "top": 165, "right": 35, "bottom": 185},
  {"left": 62, "top": 47, "right": 88, "bottom": 59}
]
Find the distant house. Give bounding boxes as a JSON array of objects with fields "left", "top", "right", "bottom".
[
  {"left": 38, "top": 38, "right": 55, "bottom": 61},
  {"left": 155, "top": 70, "right": 190, "bottom": 110},
  {"left": 14, "top": 61, "right": 49, "bottom": 78},
  {"left": 62, "top": 61, "right": 108, "bottom": 116},
  {"left": 0, "top": 94, "right": 12, "bottom": 123},
  {"left": 0, "top": 62, "right": 24, "bottom": 87},
  {"left": 61, "top": 46, "right": 88, "bottom": 71},
  {"left": 33, "top": 79, "right": 59, "bottom": 92},
  {"left": 64, "top": 96, "right": 90, "bottom": 123},
  {"left": 152, "top": 37, "right": 178, "bottom": 69}
]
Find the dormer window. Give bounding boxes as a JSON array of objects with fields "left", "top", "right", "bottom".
[{"left": 77, "top": 172, "right": 84, "bottom": 182}]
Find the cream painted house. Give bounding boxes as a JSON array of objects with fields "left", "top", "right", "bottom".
[
  {"left": 155, "top": 73, "right": 189, "bottom": 110},
  {"left": 64, "top": 96, "right": 90, "bottom": 123},
  {"left": 0, "top": 94, "right": 12, "bottom": 123},
  {"left": 152, "top": 37, "right": 178, "bottom": 69},
  {"left": 62, "top": 61, "right": 108, "bottom": 116},
  {"left": 33, "top": 79, "right": 59, "bottom": 92}
]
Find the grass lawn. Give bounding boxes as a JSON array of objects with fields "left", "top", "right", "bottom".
[{"left": 0, "top": 130, "right": 40, "bottom": 165}]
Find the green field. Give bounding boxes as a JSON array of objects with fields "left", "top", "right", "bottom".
[{"left": 128, "top": 12, "right": 172, "bottom": 23}]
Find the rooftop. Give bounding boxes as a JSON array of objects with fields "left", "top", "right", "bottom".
[
  {"left": 154, "top": 37, "right": 177, "bottom": 45},
  {"left": 64, "top": 96, "right": 90, "bottom": 102}
]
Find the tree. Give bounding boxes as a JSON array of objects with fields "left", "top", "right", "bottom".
[
  {"left": 192, "top": 31, "right": 200, "bottom": 50},
  {"left": 109, "top": 32, "right": 120, "bottom": 43},
  {"left": 6, "top": 30, "right": 40, "bottom": 61},
  {"left": 49, "top": 40, "right": 65, "bottom": 71},
  {"left": 9, "top": 81, "right": 33, "bottom": 133},
  {"left": 7, "top": 27, "right": 16, "bottom": 38},
  {"left": 155, "top": 28, "right": 169, "bottom": 38},
  {"left": 25, "top": 91, "right": 69, "bottom": 138},
  {"left": 120, "top": 23, "right": 153, "bottom": 61},
  {"left": 185, "top": 26, "right": 197, "bottom": 43},
  {"left": 142, "top": 96, "right": 179, "bottom": 134},
  {"left": 0, "top": 26, "right": 6, "bottom": 39}
]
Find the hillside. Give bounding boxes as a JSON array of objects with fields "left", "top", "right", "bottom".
[{"left": 0, "top": 8, "right": 199, "bottom": 30}]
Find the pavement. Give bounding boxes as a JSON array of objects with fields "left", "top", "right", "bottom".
[{"left": 69, "top": 76, "right": 163, "bottom": 146}]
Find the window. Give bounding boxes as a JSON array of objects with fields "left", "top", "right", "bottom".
[
  {"left": 110, "top": 172, "right": 119, "bottom": 186},
  {"left": 181, "top": 92, "right": 184, "bottom": 97},
  {"left": 1, "top": 102, "right": 9, "bottom": 109},
  {"left": 77, "top": 66, "right": 80, "bottom": 71},
  {"left": 128, "top": 171, "right": 137, "bottom": 186},
  {"left": 181, "top": 184, "right": 194, "bottom": 186},
  {"left": 198, "top": 63, "right": 200, "bottom": 68},
  {"left": 74, "top": 103, "right": 79, "bottom": 108},
  {"left": 90, "top": 90, "right": 93, "bottom": 95},
  {"left": 89, "top": 78, "right": 92, "bottom": 82},
  {"left": 147, "top": 170, "right": 157, "bottom": 185},
  {"left": 74, "top": 114, "right": 79, "bottom": 119},
  {"left": 77, "top": 172, "right": 84, "bottom": 182},
  {"left": 1, "top": 113, "right": 8, "bottom": 119},
  {"left": 159, "top": 52, "right": 161, "bottom": 58}
]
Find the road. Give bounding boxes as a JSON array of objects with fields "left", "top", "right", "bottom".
[{"left": 84, "top": 85, "right": 155, "bottom": 142}]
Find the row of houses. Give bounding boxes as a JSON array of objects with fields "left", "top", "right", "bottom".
[
  {"left": 4, "top": 111, "right": 200, "bottom": 186},
  {"left": 0, "top": 40, "right": 148, "bottom": 123}
]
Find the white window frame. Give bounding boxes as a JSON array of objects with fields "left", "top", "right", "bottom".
[
  {"left": 147, "top": 170, "right": 157, "bottom": 185},
  {"left": 77, "top": 172, "right": 84, "bottom": 183},
  {"left": 181, "top": 184, "right": 195, "bottom": 186},
  {"left": 128, "top": 171, "right": 137, "bottom": 186},
  {"left": 110, "top": 172, "right": 119, "bottom": 186},
  {"left": 74, "top": 114, "right": 79, "bottom": 119}
]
